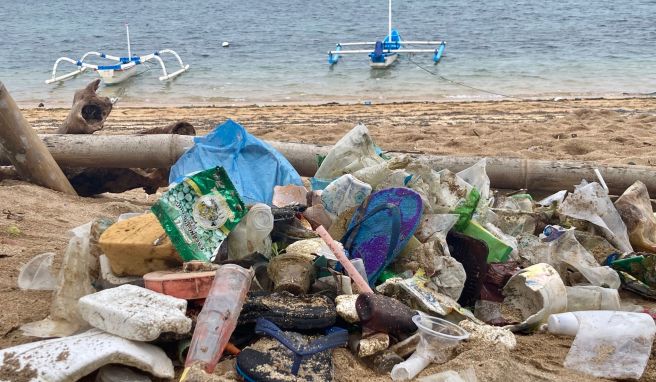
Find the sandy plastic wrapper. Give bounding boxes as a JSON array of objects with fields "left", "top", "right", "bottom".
[
  {"left": 152, "top": 167, "right": 246, "bottom": 262},
  {"left": 559, "top": 182, "right": 632, "bottom": 253}
]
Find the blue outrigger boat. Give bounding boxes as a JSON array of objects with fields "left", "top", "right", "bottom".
[{"left": 328, "top": 0, "right": 446, "bottom": 68}]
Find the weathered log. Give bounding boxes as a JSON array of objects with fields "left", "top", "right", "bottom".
[
  {"left": 1, "top": 135, "right": 656, "bottom": 196},
  {"left": 0, "top": 82, "right": 76, "bottom": 194},
  {"left": 63, "top": 123, "right": 196, "bottom": 195},
  {"left": 59, "top": 79, "right": 113, "bottom": 134},
  {"left": 138, "top": 121, "right": 196, "bottom": 135}
]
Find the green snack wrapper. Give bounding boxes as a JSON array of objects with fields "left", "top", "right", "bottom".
[{"left": 151, "top": 166, "right": 246, "bottom": 262}]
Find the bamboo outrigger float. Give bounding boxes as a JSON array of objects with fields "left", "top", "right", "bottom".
[
  {"left": 45, "top": 25, "right": 190, "bottom": 85},
  {"left": 328, "top": 0, "right": 446, "bottom": 68}
]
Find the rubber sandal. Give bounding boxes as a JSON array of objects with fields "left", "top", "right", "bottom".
[
  {"left": 236, "top": 318, "right": 348, "bottom": 382},
  {"left": 238, "top": 291, "right": 337, "bottom": 330},
  {"left": 342, "top": 188, "right": 423, "bottom": 285}
]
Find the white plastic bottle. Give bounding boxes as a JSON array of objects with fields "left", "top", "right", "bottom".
[
  {"left": 227, "top": 204, "right": 274, "bottom": 260},
  {"left": 565, "top": 286, "right": 620, "bottom": 312},
  {"left": 548, "top": 311, "right": 656, "bottom": 379}
]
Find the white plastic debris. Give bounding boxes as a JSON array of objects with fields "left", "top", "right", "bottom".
[
  {"left": 559, "top": 182, "right": 633, "bottom": 253},
  {"left": 95, "top": 365, "right": 152, "bottom": 382},
  {"left": 20, "top": 222, "right": 95, "bottom": 338},
  {"left": 548, "top": 311, "right": 656, "bottom": 379},
  {"left": 0, "top": 329, "right": 174, "bottom": 381},
  {"left": 17, "top": 252, "right": 57, "bottom": 290},
  {"left": 97, "top": 255, "right": 144, "bottom": 290},
  {"left": 78, "top": 284, "right": 192, "bottom": 341}
]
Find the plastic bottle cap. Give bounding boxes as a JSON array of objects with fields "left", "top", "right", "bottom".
[{"left": 547, "top": 312, "right": 579, "bottom": 336}]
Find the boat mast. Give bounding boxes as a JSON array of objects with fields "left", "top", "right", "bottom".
[
  {"left": 126, "top": 23, "right": 132, "bottom": 58},
  {"left": 388, "top": 0, "right": 392, "bottom": 39}
]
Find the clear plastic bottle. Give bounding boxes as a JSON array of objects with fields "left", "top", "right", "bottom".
[
  {"left": 565, "top": 286, "right": 620, "bottom": 312},
  {"left": 227, "top": 204, "right": 274, "bottom": 259},
  {"left": 185, "top": 264, "right": 253, "bottom": 373}
]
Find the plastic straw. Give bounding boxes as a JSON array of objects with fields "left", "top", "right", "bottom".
[{"left": 315, "top": 226, "right": 374, "bottom": 294}]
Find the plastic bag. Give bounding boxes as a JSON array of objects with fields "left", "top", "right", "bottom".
[
  {"left": 17, "top": 253, "right": 57, "bottom": 290},
  {"left": 561, "top": 311, "right": 656, "bottom": 379},
  {"left": 152, "top": 166, "right": 246, "bottom": 262},
  {"left": 549, "top": 231, "right": 621, "bottom": 288},
  {"left": 614, "top": 180, "right": 656, "bottom": 253},
  {"left": 314, "top": 124, "right": 385, "bottom": 180},
  {"left": 321, "top": 174, "right": 372, "bottom": 216},
  {"left": 352, "top": 156, "right": 411, "bottom": 189},
  {"left": 456, "top": 158, "right": 490, "bottom": 201},
  {"left": 169, "top": 119, "right": 302, "bottom": 205},
  {"left": 559, "top": 182, "right": 632, "bottom": 253},
  {"left": 21, "top": 222, "right": 96, "bottom": 338}
]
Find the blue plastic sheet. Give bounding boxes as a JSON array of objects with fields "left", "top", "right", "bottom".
[{"left": 169, "top": 119, "right": 303, "bottom": 205}]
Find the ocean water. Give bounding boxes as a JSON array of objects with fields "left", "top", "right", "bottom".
[{"left": 1, "top": 0, "right": 654, "bottom": 106}]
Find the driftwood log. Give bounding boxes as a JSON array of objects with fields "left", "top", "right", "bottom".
[
  {"left": 0, "top": 81, "right": 76, "bottom": 194},
  {"left": 59, "top": 79, "right": 113, "bottom": 134},
  {"left": 3, "top": 136, "right": 656, "bottom": 197},
  {"left": 64, "top": 122, "right": 196, "bottom": 196}
]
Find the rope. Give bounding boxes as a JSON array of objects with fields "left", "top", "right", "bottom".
[{"left": 406, "top": 55, "right": 521, "bottom": 100}]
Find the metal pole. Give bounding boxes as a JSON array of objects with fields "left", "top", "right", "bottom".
[
  {"left": 388, "top": 0, "right": 392, "bottom": 39},
  {"left": 126, "top": 23, "right": 132, "bottom": 58}
]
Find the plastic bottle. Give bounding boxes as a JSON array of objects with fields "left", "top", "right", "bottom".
[
  {"left": 548, "top": 311, "right": 656, "bottom": 379},
  {"left": 185, "top": 265, "right": 253, "bottom": 374},
  {"left": 565, "top": 286, "right": 620, "bottom": 312},
  {"left": 227, "top": 204, "right": 274, "bottom": 259}
]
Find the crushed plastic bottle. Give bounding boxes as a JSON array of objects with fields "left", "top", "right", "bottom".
[{"left": 185, "top": 264, "right": 253, "bottom": 374}]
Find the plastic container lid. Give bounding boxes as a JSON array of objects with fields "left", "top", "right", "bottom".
[{"left": 547, "top": 312, "right": 579, "bottom": 336}]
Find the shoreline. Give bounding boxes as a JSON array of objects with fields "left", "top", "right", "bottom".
[{"left": 15, "top": 93, "right": 656, "bottom": 110}]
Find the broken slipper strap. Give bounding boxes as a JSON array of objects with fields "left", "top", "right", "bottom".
[{"left": 254, "top": 318, "right": 348, "bottom": 375}]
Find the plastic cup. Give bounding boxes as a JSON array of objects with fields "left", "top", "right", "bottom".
[
  {"left": 268, "top": 253, "right": 315, "bottom": 295},
  {"left": 412, "top": 315, "right": 469, "bottom": 364},
  {"left": 391, "top": 315, "right": 469, "bottom": 381}
]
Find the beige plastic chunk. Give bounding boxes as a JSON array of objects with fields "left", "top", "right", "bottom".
[
  {"left": 0, "top": 329, "right": 174, "bottom": 381},
  {"left": 78, "top": 284, "right": 192, "bottom": 341},
  {"left": 99, "top": 213, "right": 182, "bottom": 276}
]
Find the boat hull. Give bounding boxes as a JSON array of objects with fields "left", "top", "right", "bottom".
[
  {"left": 97, "top": 66, "right": 138, "bottom": 85},
  {"left": 370, "top": 53, "right": 398, "bottom": 69}
]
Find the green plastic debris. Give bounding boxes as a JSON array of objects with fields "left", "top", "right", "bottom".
[
  {"left": 453, "top": 188, "right": 481, "bottom": 232},
  {"left": 151, "top": 166, "right": 246, "bottom": 262},
  {"left": 460, "top": 220, "right": 512, "bottom": 263}
]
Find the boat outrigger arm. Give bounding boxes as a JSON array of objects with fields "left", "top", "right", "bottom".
[
  {"left": 327, "top": 0, "right": 446, "bottom": 68},
  {"left": 45, "top": 25, "right": 190, "bottom": 85}
]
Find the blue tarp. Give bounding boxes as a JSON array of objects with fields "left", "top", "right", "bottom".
[{"left": 169, "top": 119, "right": 303, "bottom": 205}]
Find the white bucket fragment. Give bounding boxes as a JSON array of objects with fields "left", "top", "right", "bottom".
[{"left": 78, "top": 284, "right": 192, "bottom": 341}]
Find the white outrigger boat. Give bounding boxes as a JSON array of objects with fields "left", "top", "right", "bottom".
[
  {"left": 328, "top": 0, "right": 446, "bottom": 69},
  {"left": 45, "top": 25, "right": 190, "bottom": 85}
]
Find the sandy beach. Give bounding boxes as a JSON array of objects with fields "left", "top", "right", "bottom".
[{"left": 2, "top": 97, "right": 656, "bottom": 381}]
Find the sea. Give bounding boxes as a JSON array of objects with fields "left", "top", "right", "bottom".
[{"left": 1, "top": 0, "right": 654, "bottom": 106}]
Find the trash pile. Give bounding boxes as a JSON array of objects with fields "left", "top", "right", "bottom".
[{"left": 3, "top": 119, "right": 656, "bottom": 381}]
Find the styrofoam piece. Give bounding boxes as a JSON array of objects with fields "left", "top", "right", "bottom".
[
  {"left": 97, "top": 255, "right": 144, "bottom": 290},
  {"left": 78, "top": 284, "right": 192, "bottom": 341},
  {"left": 17, "top": 252, "right": 57, "bottom": 290},
  {"left": 96, "top": 365, "right": 152, "bottom": 382},
  {"left": 0, "top": 328, "right": 174, "bottom": 381}
]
